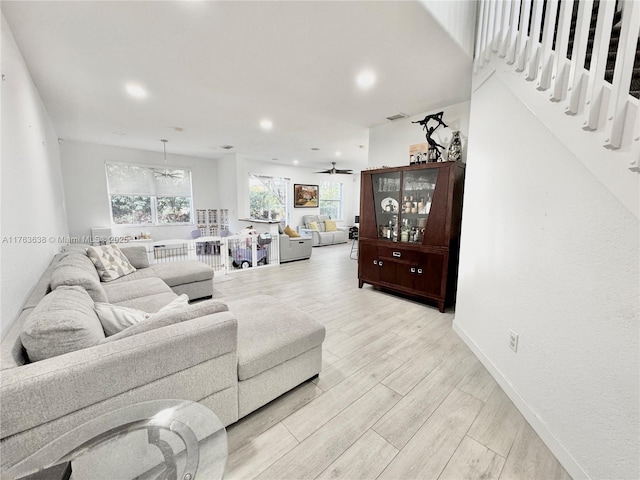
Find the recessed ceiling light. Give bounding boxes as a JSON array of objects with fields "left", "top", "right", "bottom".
[
  {"left": 356, "top": 71, "right": 376, "bottom": 89},
  {"left": 293, "top": 159, "right": 299, "bottom": 165},
  {"left": 125, "top": 84, "right": 147, "bottom": 98},
  {"left": 336, "top": 151, "right": 342, "bottom": 156},
  {"left": 260, "top": 119, "right": 273, "bottom": 130}
]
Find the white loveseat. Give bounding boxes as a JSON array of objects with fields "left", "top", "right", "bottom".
[{"left": 298, "top": 215, "right": 349, "bottom": 247}]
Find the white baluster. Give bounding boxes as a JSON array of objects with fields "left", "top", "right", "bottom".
[
  {"left": 516, "top": 0, "right": 532, "bottom": 71},
  {"left": 583, "top": 0, "right": 616, "bottom": 130},
  {"left": 604, "top": 0, "right": 640, "bottom": 148},
  {"left": 498, "top": 0, "right": 513, "bottom": 57},
  {"left": 485, "top": 0, "right": 497, "bottom": 61},
  {"left": 537, "top": 0, "right": 560, "bottom": 90},
  {"left": 526, "top": 0, "right": 545, "bottom": 80},
  {"left": 566, "top": 0, "right": 594, "bottom": 115},
  {"left": 507, "top": 0, "right": 523, "bottom": 64},
  {"left": 551, "top": 0, "right": 575, "bottom": 101},
  {"left": 476, "top": 0, "right": 490, "bottom": 70}
]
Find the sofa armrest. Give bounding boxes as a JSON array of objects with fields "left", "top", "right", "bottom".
[
  {"left": 0, "top": 312, "right": 237, "bottom": 439},
  {"left": 337, "top": 226, "right": 350, "bottom": 232}
]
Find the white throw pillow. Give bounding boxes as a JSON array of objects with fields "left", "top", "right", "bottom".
[
  {"left": 94, "top": 303, "right": 149, "bottom": 336},
  {"left": 95, "top": 294, "right": 190, "bottom": 336}
]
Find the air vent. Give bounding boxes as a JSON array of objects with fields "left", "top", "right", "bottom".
[
  {"left": 386, "top": 113, "right": 408, "bottom": 121},
  {"left": 219, "top": 145, "right": 234, "bottom": 150}
]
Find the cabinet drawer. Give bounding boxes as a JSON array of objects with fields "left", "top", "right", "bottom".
[{"left": 377, "top": 246, "right": 420, "bottom": 263}]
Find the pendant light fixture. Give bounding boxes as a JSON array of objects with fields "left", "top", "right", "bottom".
[{"left": 154, "top": 139, "right": 182, "bottom": 179}]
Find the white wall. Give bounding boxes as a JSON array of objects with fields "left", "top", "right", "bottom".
[
  {"left": 59, "top": 141, "right": 219, "bottom": 241},
  {"left": 1, "top": 15, "right": 69, "bottom": 339},
  {"left": 454, "top": 74, "right": 639, "bottom": 480},
  {"left": 368, "top": 101, "right": 471, "bottom": 168},
  {"left": 419, "top": 0, "right": 477, "bottom": 57}
]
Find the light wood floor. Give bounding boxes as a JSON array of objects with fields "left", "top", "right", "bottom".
[{"left": 213, "top": 242, "right": 571, "bottom": 480}]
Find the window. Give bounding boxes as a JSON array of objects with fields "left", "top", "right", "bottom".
[
  {"left": 249, "top": 174, "right": 290, "bottom": 224},
  {"left": 105, "top": 162, "right": 193, "bottom": 225},
  {"left": 319, "top": 181, "right": 343, "bottom": 219}
]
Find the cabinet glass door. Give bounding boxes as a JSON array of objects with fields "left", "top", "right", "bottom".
[
  {"left": 371, "top": 172, "right": 401, "bottom": 242},
  {"left": 400, "top": 169, "right": 438, "bottom": 244}
]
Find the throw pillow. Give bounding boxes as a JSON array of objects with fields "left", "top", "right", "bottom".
[
  {"left": 325, "top": 220, "right": 337, "bottom": 232},
  {"left": 86, "top": 244, "right": 137, "bottom": 282},
  {"left": 95, "top": 294, "right": 190, "bottom": 336},
  {"left": 308, "top": 221, "right": 319, "bottom": 231},
  {"left": 21, "top": 286, "right": 106, "bottom": 362},
  {"left": 95, "top": 303, "right": 149, "bottom": 336},
  {"left": 283, "top": 225, "right": 301, "bottom": 238},
  {"left": 102, "top": 299, "right": 230, "bottom": 342},
  {"left": 119, "top": 245, "right": 150, "bottom": 269}
]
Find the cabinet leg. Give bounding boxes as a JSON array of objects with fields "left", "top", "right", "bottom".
[
  {"left": 358, "top": 280, "right": 363, "bottom": 288},
  {"left": 438, "top": 301, "right": 445, "bottom": 313}
]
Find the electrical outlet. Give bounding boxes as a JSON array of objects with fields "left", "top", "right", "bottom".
[{"left": 509, "top": 330, "right": 519, "bottom": 352}]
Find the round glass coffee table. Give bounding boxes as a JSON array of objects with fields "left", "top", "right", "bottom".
[{"left": 3, "top": 399, "right": 227, "bottom": 480}]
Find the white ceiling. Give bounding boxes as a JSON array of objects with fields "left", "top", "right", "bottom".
[{"left": 2, "top": 0, "right": 473, "bottom": 171}]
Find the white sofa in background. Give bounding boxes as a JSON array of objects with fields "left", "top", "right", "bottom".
[{"left": 298, "top": 215, "right": 349, "bottom": 247}]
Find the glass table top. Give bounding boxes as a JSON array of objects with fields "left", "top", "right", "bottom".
[{"left": 3, "top": 399, "right": 227, "bottom": 480}]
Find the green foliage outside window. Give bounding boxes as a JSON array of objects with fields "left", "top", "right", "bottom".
[
  {"left": 157, "top": 196, "right": 191, "bottom": 223},
  {"left": 110, "top": 195, "right": 152, "bottom": 224},
  {"left": 249, "top": 175, "right": 288, "bottom": 221},
  {"left": 319, "top": 181, "right": 343, "bottom": 219}
]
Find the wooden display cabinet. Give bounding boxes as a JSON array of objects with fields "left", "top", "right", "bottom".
[{"left": 358, "top": 161, "right": 465, "bottom": 312}]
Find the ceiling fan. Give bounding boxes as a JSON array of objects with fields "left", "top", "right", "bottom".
[
  {"left": 315, "top": 162, "right": 353, "bottom": 175},
  {"left": 154, "top": 139, "right": 183, "bottom": 180}
]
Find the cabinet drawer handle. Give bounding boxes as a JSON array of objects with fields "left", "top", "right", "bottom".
[
  {"left": 379, "top": 261, "right": 383, "bottom": 266},
  {"left": 410, "top": 267, "right": 416, "bottom": 273},
  {"left": 373, "top": 260, "right": 378, "bottom": 265},
  {"left": 417, "top": 268, "right": 423, "bottom": 274},
  {"left": 392, "top": 251, "right": 401, "bottom": 258}
]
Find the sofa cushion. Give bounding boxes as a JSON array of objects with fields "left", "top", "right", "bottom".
[
  {"left": 50, "top": 257, "right": 108, "bottom": 303},
  {"left": 226, "top": 295, "right": 326, "bottom": 380},
  {"left": 308, "top": 221, "right": 319, "bottom": 231},
  {"left": 21, "top": 286, "right": 106, "bottom": 362},
  {"left": 113, "top": 292, "right": 180, "bottom": 312},
  {"left": 86, "top": 244, "right": 137, "bottom": 282},
  {"left": 150, "top": 261, "right": 213, "bottom": 287},
  {"left": 119, "top": 245, "right": 150, "bottom": 269},
  {"left": 103, "top": 277, "right": 173, "bottom": 304},
  {"left": 102, "top": 299, "right": 229, "bottom": 342},
  {"left": 325, "top": 220, "right": 337, "bottom": 232},
  {"left": 284, "top": 225, "right": 300, "bottom": 238}
]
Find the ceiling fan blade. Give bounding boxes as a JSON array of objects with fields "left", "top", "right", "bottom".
[
  {"left": 334, "top": 169, "right": 353, "bottom": 174},
  {"left": 314, "top": 169, "right": 332, "bottom": 174}
]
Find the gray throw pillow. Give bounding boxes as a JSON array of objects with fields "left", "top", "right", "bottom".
[
  {"left": 21, "top": 286, "right": 106, "bottom": 362},
  {"left": 119, "top": 245, "right": 150, "bottom": 269}
]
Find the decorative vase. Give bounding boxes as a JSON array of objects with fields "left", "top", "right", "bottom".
[{"left": 447, "top": 131, "right": 462, "bottom": 162}]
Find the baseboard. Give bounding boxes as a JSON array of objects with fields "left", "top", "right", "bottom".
[{"left": 452, "top": 321, "right": 590, "bottom": 480}]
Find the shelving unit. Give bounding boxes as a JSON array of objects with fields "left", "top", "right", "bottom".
[
  {"left": 196, "top": 209, "right": 229, "bottom": 237},
  {"left": 358, "top": 161, "right": 465, "bottom": 312}
]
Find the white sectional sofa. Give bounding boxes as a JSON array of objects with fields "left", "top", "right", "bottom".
[{"left": 0, "top": 245, "right": 325, "bottom": 473}]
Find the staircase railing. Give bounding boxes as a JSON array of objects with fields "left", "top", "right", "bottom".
[{"left": 474, "top": 0, "right": 639, "bottom": 154}]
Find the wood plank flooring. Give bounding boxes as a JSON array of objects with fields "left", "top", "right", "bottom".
[{"left": 214, "top": 242, "right": 572, "bottom": 480}]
